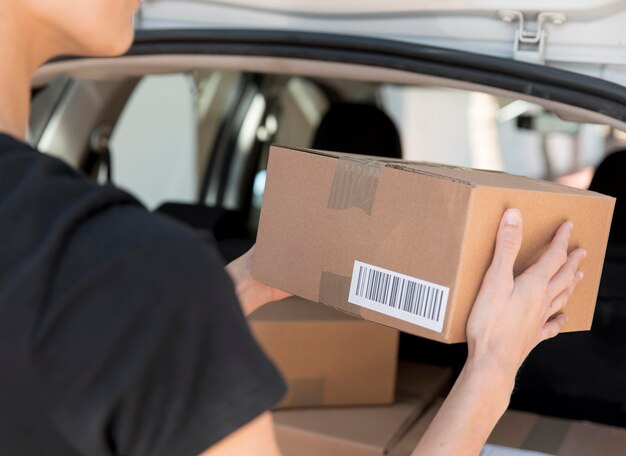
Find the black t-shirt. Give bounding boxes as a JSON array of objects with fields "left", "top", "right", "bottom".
[{"left": 0, "top": 134, "right": 286, "bottom": 455}]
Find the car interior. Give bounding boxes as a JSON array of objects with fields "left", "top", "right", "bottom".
[{"left": 30, "top": 61, "right": 626, "bottom": 429}]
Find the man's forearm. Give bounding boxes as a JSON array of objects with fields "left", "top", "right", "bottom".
[
  {"left": 412, "top": 357, "right": 515, "bottom": 456},
  {"left": 231, "top": 277, "right": 268, "bottom": 316},
  {"left": 226, "top": 247, "right": 292, "bottom": 317},
  {"left": 199, "top": 412, "right": 282, "bottom": 456}
]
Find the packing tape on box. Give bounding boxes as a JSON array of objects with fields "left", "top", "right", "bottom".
[
  {"left": 319, "top": 272, "right": 421, "bottom": 334},
  {"left": 319, "top": 271, "right": 368, "bottom": 318},
  {"left": 410, "top": 161, "right": 505, "bottom": 174},
  {"left": 386, "top": 163, "right": 473, "bottom": 186},
  {"left": 319, "top": 272, "right": 352, "bottom": 307},
  {"left": 319, "top": 271, "right": 390, "bottom": 321},
  {"left": 327, "top": 156, "right": 382, "bottom": 215}
]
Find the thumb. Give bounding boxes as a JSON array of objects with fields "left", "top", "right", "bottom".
[{"left": 491, "top": 208, "right": 523, "bottom": 276}]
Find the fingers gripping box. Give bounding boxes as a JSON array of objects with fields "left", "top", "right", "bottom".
[{"left": 253, "top": 146, "right": 615, "bottom": 343}]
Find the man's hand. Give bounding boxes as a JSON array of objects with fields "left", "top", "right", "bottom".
[
  {"left": 466, "top": 208, "right": 585, "bottom": 377},
  {"left": 226, "top": 246, "right": 291, "bottom": 316},
  {"left": 412, "top": 209, "right": 585, "bottom": 456}
]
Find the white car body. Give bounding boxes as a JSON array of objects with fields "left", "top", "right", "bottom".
[{"left": 137, "top": 0, "right": 626, "bottom": 84}]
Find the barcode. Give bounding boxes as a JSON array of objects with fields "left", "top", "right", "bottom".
[{"left": 348, "top": 260, "right": 449, "bottom": 332}]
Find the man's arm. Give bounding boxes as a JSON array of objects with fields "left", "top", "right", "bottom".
[
  {"left": 412, "top": 209, "right": 584, "bottom": 455},
  {"left": 226, "top": 246, "right": 291, "bottom": 316},
  {"left": 411, "top": 358, "right": 513, "bottom": 455}
]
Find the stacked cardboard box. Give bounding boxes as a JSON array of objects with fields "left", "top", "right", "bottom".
[
  {"left": 248, "top": 294, "right": 454, "bottom": 453},
  {"left": 392, "top": 399, "right": 626, "bottom": 456},
  {"left": 249, "top": 297, "right": 453, "bottom": 453},
  {"left": 489, "top": 409, "right": 626, "bottom": 455},
  {"left": 273, "top": 400, "right": 424, "bottom": 456},
  {"left": 387, "top": 397, "right": 443, "bottom": 456},
  {"left": 272, "top": 361, "right": 453, "bottom": 456},
  {"left": 249, "top": 296, "right": 399, "bottom": 408},
  {"left": 268, "top": 351, "right": 626, "bottom": 456}
]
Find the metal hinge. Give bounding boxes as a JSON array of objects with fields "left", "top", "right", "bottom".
[{"left": 497, "top": 10, "right": 567, "bottom": 65}]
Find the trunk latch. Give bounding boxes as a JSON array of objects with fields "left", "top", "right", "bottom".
[{"left": 497, "top": 10, "right": 567, "bottom": 65}]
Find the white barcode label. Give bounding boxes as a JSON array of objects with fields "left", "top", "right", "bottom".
[{"left": 348, "top": 260, "right": 449, "bottom": 333}]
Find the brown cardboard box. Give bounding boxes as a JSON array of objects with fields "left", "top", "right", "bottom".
[
  {"left": 273, "top": 362, "right": 452, "bottom": 456},
  {"left": 385, "top": 363, "right": 453, "bottom": 455},
  {"left": 488, "top": 410, "right": 543, "bottom": 449},
  {"left": 488, "top": 410, "right": 626, "bottom": 456},
  {"left": 382, "top": 361, "right": 453, "bottom": 456},
  {"left": 273, "top": 400, "right": 424, "bottom": 456},
  {"left": 388, "top": 398, "right": 443, "bottom": 456},
  {"left": 254, "top": 146, "right": 615, "bottom": 343},
  {"left": 249, "top": 296, "right": 399, "bottom": 408},
  {"left": 392, "top": 402, "right": 626, "bottom": 456}
]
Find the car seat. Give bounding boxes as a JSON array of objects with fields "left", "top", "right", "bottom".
[{"left": 156, "top": 203, "right": 252, "bottom": 263}]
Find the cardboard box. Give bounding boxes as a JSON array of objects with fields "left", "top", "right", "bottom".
[
  {"left": 273, "top": 362, "right": 452, "bottom": 455},
  {"left": 391, "top": 401, "right": 626, "bottom": 456},
  {"left": 254, "top": 146, "right": 615, "bottom": 342},
  {"left": 273, "top": 400, "right": 424, "bottom": 456},
  {"left": 488, "top": 410, "right": 626, "bottom": 456},
  {"left": 488, "top": 409, "right": 540, "bottom": 449},
  {"left": 388, "top": 398, "right": 443, "bottom": 456},
  {"left": 388, "top": 363, "right": 453, "bottom": 456},
  {"left": 249, "top": 296, "right": 399, "bottom": 408}
]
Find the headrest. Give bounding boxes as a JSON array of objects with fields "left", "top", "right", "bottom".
[{"left": 312, "top": 103, "right": 402, "bottom": 159}]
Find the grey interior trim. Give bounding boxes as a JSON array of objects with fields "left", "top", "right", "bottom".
[
  {"left": 36, "top": 79, "right": 138, "bottom": 168},
  {"left": 33, "top": 54, "right": 626, "bottom": 132}
]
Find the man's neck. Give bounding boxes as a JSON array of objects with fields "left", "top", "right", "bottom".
[{"left": 0, "top": 10, "right": 46, "bottom": 141}]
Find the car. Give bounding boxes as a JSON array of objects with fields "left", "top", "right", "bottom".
[{"left": 29, "top": 0, "right": 626, "bottom": 434}]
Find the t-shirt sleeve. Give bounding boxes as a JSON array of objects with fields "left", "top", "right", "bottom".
[{"left": 32, "top": 205, "right": 286, "bottom": 456}]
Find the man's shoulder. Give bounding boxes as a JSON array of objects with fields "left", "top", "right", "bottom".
[
  {"left": 53, "top": 201, "right": 220, "bottom": 291},
  {"left": 0, "top": 134, "right": 220, "bottom": 301},
  {"left": 0, "top": 133, "right": 37, "bottom": 153}
]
